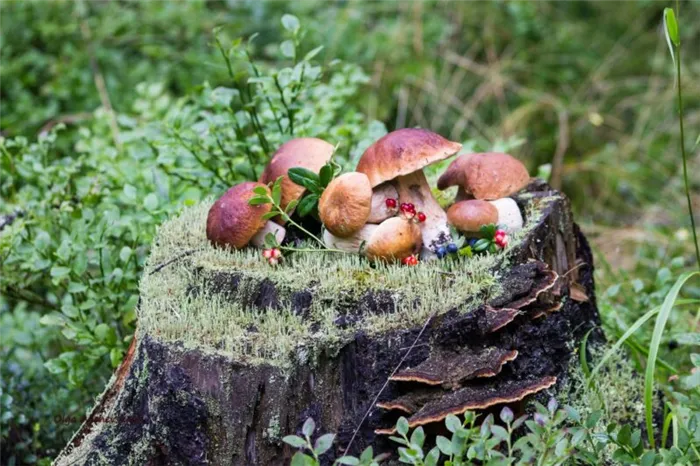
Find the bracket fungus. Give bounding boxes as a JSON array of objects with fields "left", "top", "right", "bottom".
[
  {"left": 206, "top": 182, "right": 280, "bottom": 249},
  {"left": 259, "top": 137, "right": 334, "bottom": 218},
  {"left": 357, "top": 128, "right": 461, "bottom": 259},
  {"left": 319, "top": 172, "right": 372, "bottom": 238}
]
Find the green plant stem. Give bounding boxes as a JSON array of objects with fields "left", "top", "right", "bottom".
[{"left": 674, "top": 42, "right": 700, "bottom": 268}]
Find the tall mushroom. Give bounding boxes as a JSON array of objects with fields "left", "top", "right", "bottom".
[
  {"left": 437, "top": 152, "right": 530, "bottom": 200},
  {"left": 259, "top": 137, "right": 334, "bottom": 219},
  {"left": 323, "top": 217, "right": 421, "bottom": 262},
  {"left": 206, "top": 182, "right": 285, "bottom": 249},
  {"left": 356, "top": 128, "right": 462, "bottom": 258}
]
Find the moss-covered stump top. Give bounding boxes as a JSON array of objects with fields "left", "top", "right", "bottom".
[{"left": 139, "top": 181, "right": 564, "bottom": 369}]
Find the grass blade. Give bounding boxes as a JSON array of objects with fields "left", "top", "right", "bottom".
[{"left": 644, "top": 271, "right": 699, "bottom": 447}]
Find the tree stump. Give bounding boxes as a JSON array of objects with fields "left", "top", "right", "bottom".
[{"left": 55, "top": 180, "right": 601, "bottom": 466}]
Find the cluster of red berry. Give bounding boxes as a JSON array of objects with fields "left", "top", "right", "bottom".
[
  {"left": 262, "top": 248, "right": 282, "bottom": 265},
  {"left": 495, "top": 229, "right": 508, "bottom": 248},
  {"left": 385, "top": 199, "right": 426, "bottom": 223},
  {"left": 402, "top": 255, "right": 419, "bottom": 266}
]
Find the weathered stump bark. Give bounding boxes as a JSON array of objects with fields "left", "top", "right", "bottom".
[{"left": 55, "top": 180, "right": 601, "bottom": 466}]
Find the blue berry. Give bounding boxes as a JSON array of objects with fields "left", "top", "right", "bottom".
[
  {"left": 468, "top": 238, "right": 478, "bottom": 247},
  {"left": 436, "top": 246, "right": 447, "bottom": 258},
  {"left": 447, "top": 243, "right": 458, "bottom": 254}
]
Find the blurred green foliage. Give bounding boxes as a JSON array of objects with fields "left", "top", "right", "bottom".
[{"left": 1, "top": 0, "right": 699, "bottom": 464}]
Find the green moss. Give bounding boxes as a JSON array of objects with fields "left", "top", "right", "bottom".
[{"left": 137, "top": 196, "right": 550, "bottom": 367}]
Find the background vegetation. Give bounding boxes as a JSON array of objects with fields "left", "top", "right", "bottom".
[{"left": 1, "top": 1, "right": 699, "bottom": 464}]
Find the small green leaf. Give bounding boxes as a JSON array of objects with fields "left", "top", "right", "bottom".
[
  {"left": 283, "top": 435, "right": 307, "bottom": 448},
  {"left": 288, "top": 167, "right": 320, "bottom": 191},
  {"left": 123, "top": 184, "right": 137, "bottom": 200},
  {"left": 272, "top": 180, "right": 282, "bottom": 206},
  {"left": 314, "top": 433, "right": 334, "bottom": 454},
  {"left": 67, "top": 282, "right": 88, "bottom": 294},
  {"left": 335, "top": 457, "right": 359, "bottom": 465},
  {"left": 110, "top": 348, "right": 123, "bottom": 368},
  {"left": 396, "top": 417, "right": 409, "bottom": 436},
  {"left": 664, "top": 8, "right": 679, "bottom": 47},
  {"left": 473, "top": 239, "right": 490, "bottom": 252},
  {"left": 410, "top": 426, "right": 425, "bottom": 448},
  {"left": 319, "top": 163, "right": 334, "bottom": 187},
  {"left": 119, "top": 246, "right": 132, "bottom": 263},
  {"left": 281, "top": 40, "right": 295, "bottom": 59},
  {"left": 436, "top": 435, "right": 452, "bottom": 455},
  {"left": 249, "top": 196, "right": 271, "bottom": 206},
  {"left": 304, "top": 45, "right": 324, "bottom": 62},
  {"left": 360, "top": 446, "right": 373, "bottom": 462},
  {"left": 264, "top": 232, "right": 279, "bottom": 248},
  {"left": 290, "top": 452, "right": 310, "bottom": 466},
  {"left": 296, "top": 194, "right": 319, "bottom": 217},
  {"left": 144, "top": 193, "right": 159, "bottom": 211},
  {"left": 94, "top": 323, "right": 112, "bottom": 342},
  {"left": 261, "top": 211, "right": 279, "bottom": 221},
  {"left": 285, "top": 199, "right": 299, "bottom": 213},
  {"left": 445, "top": 414, "right": 461, "bottom": 433},
  {"left": 50, "top": 266, "right": 71, "bottom": 279},
  {"left": 281, "top": 14, "right": 300, "bottom": 33},
  {"left": 302, "top": 417, "right": 316, "bottom": 437},
  {"left": 40, "top": 312, "right": 66, "bottom": 327},
  {"left": 253, "top": 186, "right": 269, "bottom": 195},
  {"left": 61, "top": 303, "right": 79, "bottom": 318}
]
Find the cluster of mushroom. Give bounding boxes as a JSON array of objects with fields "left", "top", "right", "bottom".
[
  {"left": 319, "top": 128, "right": 530, "bottom": 261},
  {"left": 206, "top": 127, "right": 531, "bottom": 265}
]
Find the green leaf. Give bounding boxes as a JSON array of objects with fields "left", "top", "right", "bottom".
[
  {"left": 645, "top": 272, "right": 699, "bottom": 447},
  {"left": 67, "top": 282, "right": 87, "bottom": 294},
  {"left": 473, "top": 239, "right": 490, "bottom": 252},
  {"left": 490, "top": 425, "right": 509, "bottom": 441},
  {"left": 249, "top": 196, "right": 271, "bottom": 206},
  {"left": 144, "top": 193, "right": 159, "bottom": 211},
  {"left": 94, "top": 323, "right": 112, "bottom": 342},
  {"left": 50, "top": 266, "right": 71, "bottom": 279},
  {"left": 410, "top": 426, "right": 425, "bottom": 448},
  {"left": 261, "top": 212, "right": 279, "bottom": 221},
  {"left": 445, "top": 414, "right": 461, "bottom": 433},
  {"left": 640, "top": 451, "right": 657, "bottom": 466},
  {"left": 285, "top": 199, "right": 299, "bottom": 213},
  {"left": 425, "top": 447, "right": 440, "bottom": 466},
  {"left": 281, "top": 14, "right": 300, "bottom": 33},
  {"left": 302, "top": 417, "right": 316, "bottom": 437},
  {"left": 253, "top": 186, "right": 269, "bottom": 195},
  {"left": 319, "top": 163, "right": 334, "bottom": 188},
  {"left": 664, "top": 8, "right": 679, "bottom": 47},
  {"left": 436, "top": 435, "right": 452, "bottom": 455},
  {"left": 61, "top": 303, "right": 79, "bottom": 318},
  {"left": 314, "top": 433, "right": 334, "bottom": 454},
  {"left": 457, "top": 245, "right": 472, "bottom": 257},
  {"left": 304, "top": 46, "right": 324, "bottom": 62},
  {"left": 360, "top": 446, "right": 373, "bottom": 462},
  {"left": 119, "top": 246, "right": 132, "bottom": 263},
  {"left": 296, "top": 194, "right": 319, "bottom": 217},
  {"left": 40, "top": 312, "right": 66, "bottom": 327},
  {"left": 281, "top": 40, "right": 295, "bottom": 59},
  {"left": 283, "top": 435, "right": 308, "bottom": 448},
  {"left": 264, "top": 232, "right": 279, "bottom": 248},
  {"left": 290, "top": 452, "right": 310, "bottom": 466},
  {"left": 335, "top": 457, "right": 359, "bottom": 465},
  {"left": 123, "top": 184, "right": 137, "bottom": 200},
  {"left": 288, "top": 167, "right": 320, "bottom": 192},
  {"left": 272, "top": 180, "right": 282, "bottom": 206},
  {"left": 396, "top": 417, "right": 409, "bottom": 436}
]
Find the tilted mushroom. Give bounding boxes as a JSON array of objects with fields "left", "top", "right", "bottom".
[
  {"left": 446, "top": 200, "right": 498, "bottom": 236},
  {"left": 319, "top": 172, "right": 372, "bottom": 238},
  {"left": 488, "top": 197, "right": 523, "bottom": 233},
  {"left": 437, "top": 152, "right": 530, "bottom": 200},
  {"left": 323, "top": 217, "right": 421, "bottom": 262},
  {"left": 207, "top": 182, "right": 285, "bottom": 249},
  {"left": 356, "top": 128, "right": 462, "bottom": 258},
  {"left": 367, "top": 183, "right": 399, "bottom": 224},
  {"left": 259, "top": 137, "right": 334, "bottom": 219}
]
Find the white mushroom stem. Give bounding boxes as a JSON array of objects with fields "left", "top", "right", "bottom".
[
  {"left": 323, "top": 224, "right": 379, "bottom": 253},
  {"left": 367, "top": 183, "right": 399, "bottom": 224},
  {"left": 488, "top": 198, "right": 523, "bottom": 233},
  {"left": 251, "top": 221, "right": 286, "bottom": 247},
  {"left": 393, "top": 170, "right": 451, "bottom": 260}
]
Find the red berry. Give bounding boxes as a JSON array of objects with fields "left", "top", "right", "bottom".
[
  {"left": 400, "top": 202, "right": 416, "bottom": 213},
  {"left": 385, "top": 198, "right": 398, "bottom": 209},
  {"left": 417, "top": 212, "right": 426, "bottom": 223},
  {"left": 262, "top": 249, "right": 273, "bottom": 259},
  {"left": 402, "top": 255, "right": 419, "bottom": 266}
]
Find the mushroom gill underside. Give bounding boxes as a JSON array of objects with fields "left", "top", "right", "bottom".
[{"left": 374, "top": 260, "right": 564, "bottom": 434}]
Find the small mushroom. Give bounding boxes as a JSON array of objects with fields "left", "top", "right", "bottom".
[
  {"left": 250, "top": 221, "right": 286, "bottom": 248},
  {"left": 206, "top": 182, "right": 272, "bottom": 249},
  {"left": 367, "top": 183, "right": 399, "bottom": 224},
  {"left": 259, "top": 137, "right": 334, "bottom": 219},
  {"left": 364, "top": 217, "right": 422, "bottom": 262},
  {"left": 489, "top": 198, "right": 523, "bottom": 233},
  {"left": 319, "top": 172, "right": 372, "bottom": 238},
  {"left": 322, "top": 217, "right": 421, "bottom": 262},
  {"left": 438, "top": 152, "right": 530, "bottom": 200},
  {"left": 446, "top": 200, "right": 498, "bottom": 236},
  {"left": 357, "top": 128, "right": 462, "bottom": 258}
]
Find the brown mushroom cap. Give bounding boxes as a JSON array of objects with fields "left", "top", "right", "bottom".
[
  {"left": 447, "top": 200, "right": 498, "bottom": 233},
  {"left": 438, "top": 152, "right": 530, "bottom": 200},
  {"left": 206, "top": 182, "right": 271, "bottom": 249},
  {"left": 357, "top": 128, "right": 462, "bottom": 187},
  {"left": 319, "top": 172, "right": 372, "bottom": 238},
  {"left": 365, "top": 217, "right": 422, "bottom": 262},
  {"left": 259, "top": 138, "right": 334, "bottom": 211}
]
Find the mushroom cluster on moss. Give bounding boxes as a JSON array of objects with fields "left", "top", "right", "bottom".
[{"left": 205, "top": 130, "right": 533, "bottom": 266}]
